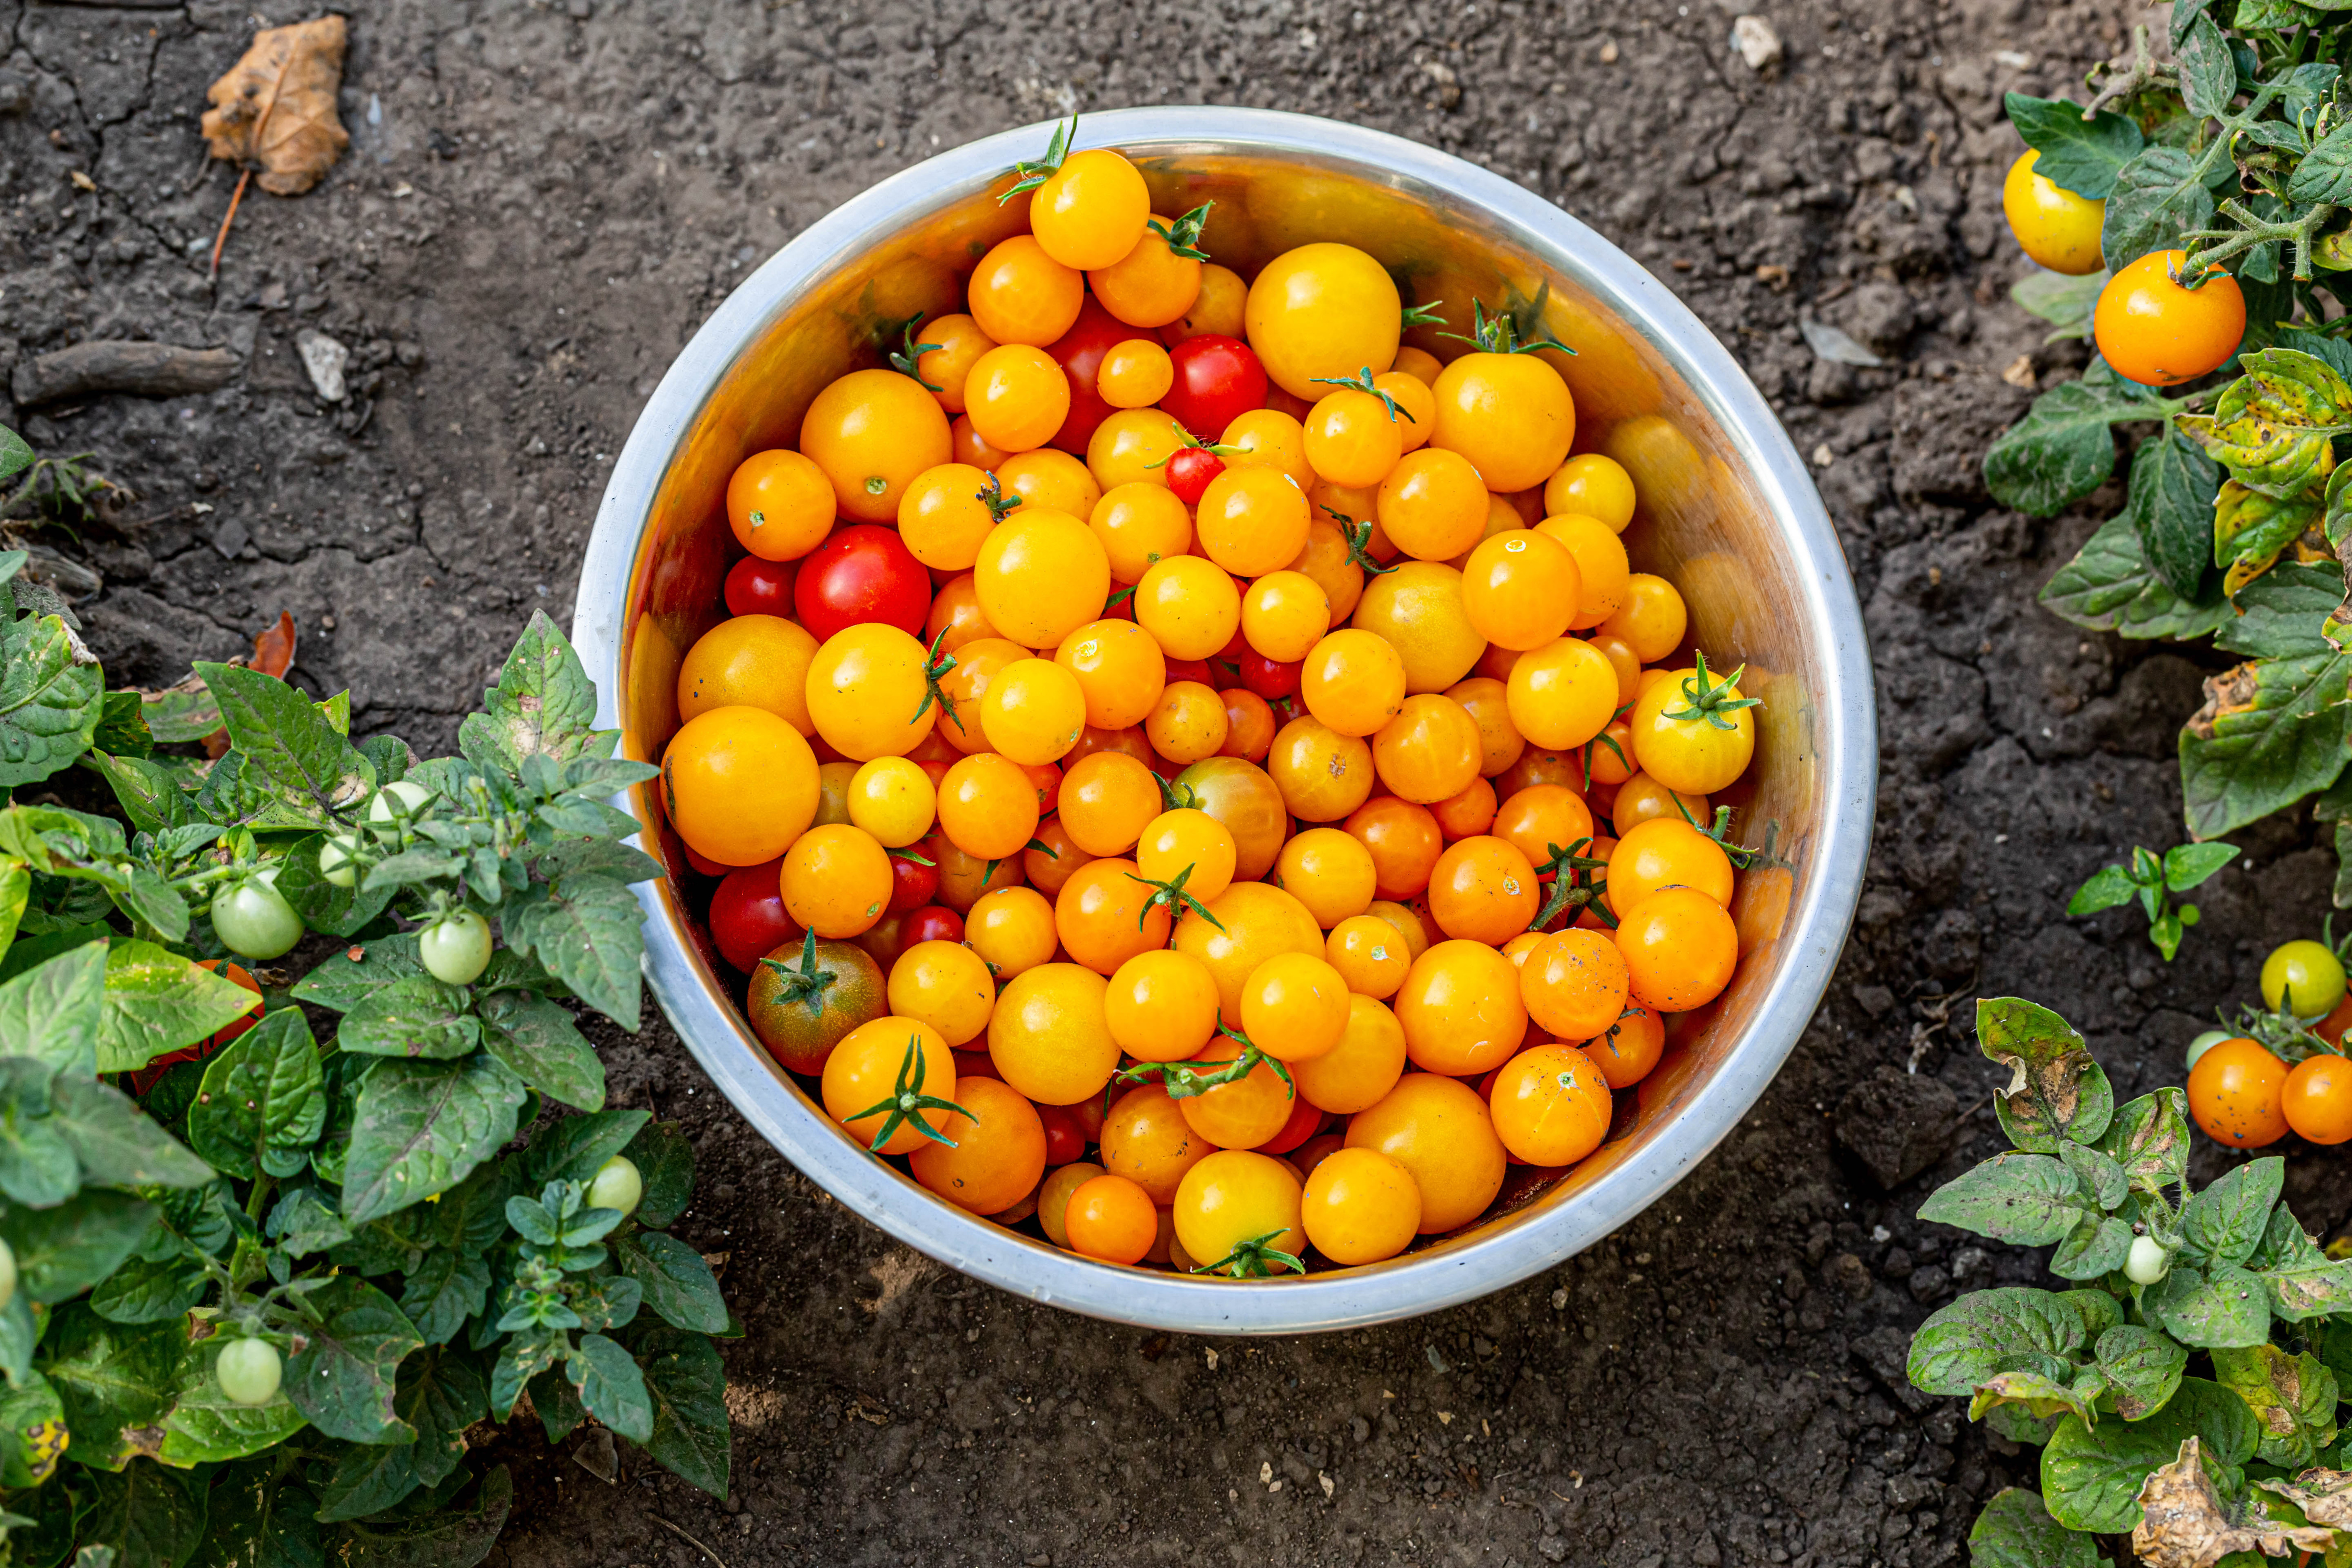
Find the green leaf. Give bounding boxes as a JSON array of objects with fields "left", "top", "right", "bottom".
[
  {"left": 76, "top": 1461, "right": 205, "bottom": 1568},
  {"left": 500, "top": 873, "right": 645, "bottom": 1030},
  {"left": 475, "top": 991, "right": 602, "bottom": 1112},
  {"left": 191, "top": 664, "right": 373, "bottom": 830},
  {"left": 0, "top": 429, "right": 31, "bottom": 487},
  {"left": 1984, "top": 375, "right": 2163, "bottom": 517},
  {"left": 2067, "top": 865, "right": 2137, "bottom": 915},
  {"left": 93, "top": 693, "right": 152, "bottom": 760},
  {"left": 2290, "top": 120, "right": 2352, "bottom": 205},
  {"left": 2181, "top": 1157, "right": 2283, "bottom": 1268},
  {"left": 99, "top": 942, "right": 264, "bottom": 1077},
  {"left": 49, "top": 1073, "right": 211, "bottom": 1189},
  {"left": 2179, "top": 651, "right": 2352, "bottom": 840},
  {"left": 523, "top": 1109, "right": 650, "bottom": 1188},
  {"left": 157, "top": 1335, "right": 307, "bottom": 1466},
  {"left": 1967, "top": 1487, "right": 2100, "bottom": 1568},
  {"left": 2248, "top": 1206, "right": 2352, "bottom": 1319},
  {"left": 314, "top": 1347, "right": 485, "bottom": 1522},
  {"left": 2213, "top": 567, "right": 2340, "bottom": 660},
  {"left": 2011, "top": 268, "right": 2106, "bottom": 341},
  {"left": 0, "top": 859, "right": 27, "bottom": 971},
  {"left": 634, "top": 1326, "right": 728, "bottom": 1497},
  {"left": 567, "top": 1332, "right": 651, "bottom": 1444},
  {"left": 457, "top": 612, "right": 607, "bottom": 775},
  {"left": 272, "top": 832, "right": 392, "bottom": 941},
  {"left": 2147, "top": 1261, "right": 2271, "bottom": 1348},
  {"left": 2212, "top": 1343, "right": 2337, "bottom": 1467},
  {"left": 1907, "top": 1288, "right": 2090, "bottom": 1396},
  {"left": 283, "top": 1276, "right": 422, "bottom": 1445},
  {"left": 2097, "top": 1325, "right": 2189, "bottom": 1421},
  {"left": 615, "top": 1231, "right": 727, "bottom": 1333},
  {"left": 2122, "top": 428, "right": 2220, "bottom": 600},
  {"left": 264, "top": 1186, "right": 350, "bottom": 1261},
  {"left": 2041, "top": 1378, "right": 2255, "bottom": 1531},
  {"left": 334, "top": 980, "right": 481, "bottom": 1062},
  {"left": 288, "top": 936, "right": 424, "bottom": 1014},
  {"left": 2103, "top": 145, "right": 2220, "bottom": 273},
  {"left": 41, "top": 1305, "right": 184, "bottom": 1470},
  {"left": 1968, "top": 1368, "right": 2098, "bottom": 1429},
  {"left": 623, "top": 1119, "right": 693, "bottom": 1230},
  {"left": 191, "top": 1462, "right": 323, "bottom": 1568},
  {"left": 333, "top": 1464, "right": 509, "bottom": 1568},
  {"left": 3, "top": 1190, "right": 157, "bottom": 1303},
  {"left": 90, "top": 1257, "right": 207, "bottom": 1327},
  {"left": 2040, "top": 511, "right": 2231, "bottom": 640},
  {"left": 89, "top": 756, "right": 199, "bottom": 837},
  {"left": 186, "top": 1011, "right": 322, "bottom": 1182},
  {"left": 0, "top": 1367, "right": 66, "bottom": 1487},
  {"left": 1919, "top": 1154, "right": 2099, "bottom": 1246},
  {"left": 2167, "top": 842, "right": 2241, "bottom": 893},
  {"left": 2005, "top": 94, "right": 2146, "bottom": 199},
  {"left": 0, "top": 945, "right": 104, "bottom": 1075},
  {"left": 1977, "top": 998, "right": 2111, "bottom": 1152},
  {"left": 2058, "top": 1139, "right": 2128, "bottom": 1211},
  {"left": 394, "top": 1250, "right": 490, "bottom": 1348},
  {"left": 341, "top": 1055, "right": 527, "bottom": 1226},
  {"left": 526, "top": 1366, "right": 585, "bottom": 1445},
  {"left": 2180, "top": 350, "right": 2352, "bottom": 499},
  {"left": 0, "top": 614, "right": 103, "bottom": 790}
]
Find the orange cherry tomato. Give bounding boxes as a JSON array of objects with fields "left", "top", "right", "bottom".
[
  {"left": 2093, "top": 249, "right": 2246, "bottom": 388},
  {"left": 677, "top": 615, "right": 818, "bottom": 735},
  {"left": 1063, "top": 1173, "right": 1161, "bottom": 1264},
  {"left": 1535, "top": 514, "right": 1631, "bottom": 630},
  {"left": 662, "top": 707, "right": 821, "bottom": 868},
  {"left": 1273, "top": 827, "right": 1379, "bottom": 929},
  {"left": 1615, "top": 888, "right": 1738, "bottom": 1013},
  {"left": 1055, "top": 857, "right": 1173, "bottom": 976},
  {"left": 1268, "top": 717, "right": 1377, "bottom": 825},
  {"left": 823, "top": 1018, "right": 956, "bottom": 1155},
  {"left": 1325, "top": 915, "right": 1412, "bottom": 1000},
  {"left": 989, "top": 962, "right": 1119, "bottom": 1104},
  {"left": 1300, "top": 629, "right": 1408, "bottom": 738},
  {"left": 911, "top": 312, "right": 997, "bottom": 414},
  {"left": 1196, "top": 467, "right": 1313, "bottom": 579},
  {"left": 1519, "top": 929, "right": 1630, "bottom": 1042},
  {"left": 1430, "top": 777, "right": 1499, "bottom": 841},
  {"left": 1240, "top": 952, "right": 1353, "bottom": 1062},
  {"left": 1219, "top": 687, "right": 1277, "bottom": 761},
  {"left": 1344, "top": 1073, "right": 1506, "bottom": 1233},
  {"left": 1290, "top": 993, "right": 1409, "bottom": 1114},
  {"left": 935, "top": 752, "right": 1042, "bottom": 861},
  {"left": 1488, "top": 1044, "right": 1612, "bottom": 1167},
  {"left": 1090, "top": 482, "right": 1194, "bottom": 583},
  {"left": 727, "top": 449, "right": 835, "bottom": 562},
  {"left": 1607, "top": 816, "right": 1734, "bottom": 913},
  {"left": 1106, "top": 948, "right": 1223, "bottom": 1062},
  {"left": 1135, "top": 556, "right": 1242, "bottom": 662},
  {"left": 1544, "top": 454, "right": 1637, "bottom": 533},
  {"left": 1148, "top": 681, "right": 1230, "bottom": 763},
  {"left": 965, "top": 885, "right": 1057, "bottom": 981},
  {"left": 1372, "top": 693, "right": 1483, "bottom": 806},
  {"left": 1461, "top": 529, "right": 1581, "bottom": 652},
  {"left": 2187, "top": 1038, "right": 2290, "bottom": 1149},
  {"left": 1100, "top": 1084, "right": 1213, "bottom": 1202},
  {"left": 1425, "top": 835, "right": 1540, "bottom": 946},
  {"left": 1586, "top": 1004, "right": 1665, "bottom": 1088},
  {"left": 1394, "top": 938, "right": 1528, "bottom": 1078},
  {"left": 1030, "top": 147, "right": 1152, "bottom": 271},
  {"left": 968, "top": 233, "right": 1085, "bottom": 348},
  {"left": 1598, "top": 573, "right": 1689, "bottom": 663},
  {"left": 912, "top": 1075, "right": 1048, "bottom": 1215},
  {"left": 800, "top": 368, "right": 954, "bottom": 523},
  {"left": 1301, "top": 1146, "right": 1422, "bottom": 1265},
  {"left": 2282, "top": 1054, "right": 2352, "bottom": 1145},
  {"left": 1377, "top": 448, "right": 1489, "bottom": 562}
]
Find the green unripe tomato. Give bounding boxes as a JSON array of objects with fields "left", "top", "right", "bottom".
[
  {"left": 366, "top": 778, "right": 434, "bottom": 824},
  {"left": 2185, "top": 1029, "right": 2233, "bottom": 1072},
  {"left": 587, "top": 1154, "right": 643, "bottom": 1218},
  {"left": 211, "top": 870, "right": 303, "bottom": 960},
  {"left": 216, "top": 1338, "right": 283, "bottom": 1406},
  {"left": 2125, "top": 1234, "right": 2169, "bottom": 1286},
  {"left": 0, "top": 1239, "right": 18, "bottom": 1313},
  {"left": 318, "top": 833, "right": 362, "bottom": 889},
  {"left": 2262, "top": 939, "right": 2348, "bottom": 1020},
  {"left": 418, "top": 909, "right": 493, "bottom": 986}
]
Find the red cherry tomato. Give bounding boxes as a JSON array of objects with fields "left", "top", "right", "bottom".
[
  {"left": 1238, "top": 648, "right": 1303, "bottom": 701},
  {"left": 1162, "top": 336, "right": 1268, "bottom": 439},
  {"left": 724, "top": 556, "right": 797, "bottom": 618},
  {"left": 793, "top": 523, "right": 931, "bottom": 641},
  {"left": 888, "top": 850, "right": 940, "bottom": 912},
  {"left": 899, "top": 905, "right": 966, "bottom": 947},
  {"left": 709, "top": 860, "right": 798, "bottom": 971},
  {"left": 1046, "top": 299, "right": 1131, "bottom": 456},
  {"left": 1168, "top": 447, "right": 1227, "bottom": 507},
  {"left": 1038, "top": 1103, "right": 1090, "bottom": 1166},
  {"left": 1165, "top": 657, "right": 1215, "bottom": 686}
]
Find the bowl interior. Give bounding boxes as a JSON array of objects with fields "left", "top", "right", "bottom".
[{"left": 585, "top": 110, "right": 1869, "bottom": 1332}]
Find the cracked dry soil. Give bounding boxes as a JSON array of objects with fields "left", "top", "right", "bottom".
[{"left": 10, "top": 0, "right": 2350, "bottom": 1564}]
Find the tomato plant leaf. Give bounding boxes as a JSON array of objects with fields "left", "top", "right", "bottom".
[
  {"left": 2004, "top": 94, "right": 2146, "bottom": 199},
  {"left": 192, "top": 663, "right": 375, "bottom": 830},
  {"left": 2065, "top": 865, "right": 2137, "bottom": 916},
  {"left": 2042, "top": 510, "right": 2233, "bottom": 640},
  {"left": 2102, "top": 146, "right": 2220, "bottom": 273},
  {"left": 76, "top": 1459, "right": 206, "bottom": 1568},
  {"left": 4, "top": 1190, "right": 158, "bottom": 1305},
  {"left": 1976, "top": 998, "right": 2112, "bottom": 1152},
  {"left": 1918, "top": 1153, "right": 2099, "bottom": 1247},
  {"left": 526, "top": 1365, "right": 585, "bottom": 1445},
  {"left": 475, "top": 991, "right": 603, "bottom": 1112},
  {"left": 0, "top": 428, "right": 30, "bottom": 485},
  {"left": 273, "top": 830, "right": 392, "bottom": 940},
  {"left": 334, "top": 980, "right": 481, "bottom": 1062},
  {"left": 2012, "top": 268, "right": 2105, "bottom": 341},
  {"left": 2121, "top": 428, "right": 2220, "bottom": 600},
  {"left": 196, "top": 1461, "right": 323, "bottom": 1568},
  {"left": 2215, "top": 564, "right": 2341, "bottom": 658},
  {"left": 2176, "top": 12, "right": 2239, "bottom": 117},
  {"left": 0, "top": 1367, "right": 66, "bottom": 1489},
  {"left": 2179, "top": 350, "right": 2352, "bottom": 499},
  {"left": 2040, "top": 1378, "right": 2254, "bottom": 1532},
  {"left": 565, "top": 1332, "right": 650, "bottom": 1445},
  {"left": 340, "top": 1055, "right": 526, "bottom": 1226},
  {"left": 522, "top": 1109, "right": 649, "bottom": 1188},
  {"left": 2096, "top": 1326, "right": 2189, "bottom": 1421},
  {"left": 632, "top": 1325, "right": 728, "bottom": 1497},
  {"left": 499, "top": 872, "right": 644, "bottom": 1030},
  {"left": 333, "top": 1462, "right": 510, "bottom": 1568},
  {"left": 90, "top": 1257, "right": 208, "bottom": 1327},
  {"left": 41, "top": 1305, "right": 186, "bottom": 1472},
  {"left": 187, "top": 1010, "right": 323, "bottom": 1181},
  {"left": 283, "top": 1276, "right": 420, "bottom": 1445},
  {"left": 48, "top": 1073, "right": 212, "bottom": 1190},
  {"left": 0, "top": 612, "right": 103, "bottom": 790},
  {"left": 2247, "top": 1206, "right": 2352, "bottom": 1319},
  {"left": 1984, "top": 375, "right": 2162, "bottom": 517},
  {"left": 0, "top": 1072, "right": 83, "bottom": 1209},
  {"left": 2211, "top": 1343, "right": 2337, "bottom": 1467},
  {"left": 2181, "top": 1156, "right": 2283, "bottom": 1269},
  {"left": 314, "top": 1346, "right": 485, "bottom": 1522},
  {"left": 2058, "top": 1139, "right": 2129, "bottom": 1211},
  {"left": 157, "top": 1335, "right": 307, "bottom": 1467},
  {"left": 0, "top": 943, "right": 105, "bottom": 1075},
  {"left": 457, "top": 611, "right": 609, "bottom": 776},
  {"left": 289, "top": 936, "right": 426, "bottom": 1014},
  {"left": 90, "top": 756, "right": 199, "bottom": 837},
  {"left": 622, "top": 1119, "right": 694, "bottom": 1230},
  {"left": 2289, "top": 119, "right": 2352, "bottom": 205},
  {"left": 98, "top": 941, "right": 263, "bottom": 1077},
  {"left": 2179, "top": 652, "right": 2352, "bottom": 840},
  {"left": 2146, "top": 1261, "right": 2272, "bottom": 1348},
  {"left": 0, "top": 858, "right": 27, "bottom": 972},
  {"left": 614, "top": 1232, "right": 727, "bottom": 1334},
  {"left": 1964, "top": 1489, "right": 2103, "bottom": 1568},
  {"left": 1969, "top": 1369, "right": 2098, "bottom": 1430},
  {"left": 2050, "top": 1213, "right": 2135, "bottom": 1279},
  {"left": 394, "top": 1249, "right": 490, "bottom": 1348}
]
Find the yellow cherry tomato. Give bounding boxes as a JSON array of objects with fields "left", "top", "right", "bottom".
[
  {"left": 1287, "top": 517, "right": 1369, "bottom": 626},
  {"left": 1352, "top": 562, "right": 1487, "bottom": 694},
  {"left": 662, "top": 706, "right": 820, "bottom": 867},
  {"left": 1107, "top": 948, "right": 1223, "bottom": 1062},
  {"left": 1167, "top": 262, "right": 1248, "bottom": 343},
  {"left": 1372, "top": 694, "right": 1483, "bottom": 806},
  {"left": 799, "top": 368, "right": 954, "bottom": 524},
  {"left": 1535, "top": 514, "right": 1631, "bottom": 630},
  {"left": 1544, "top": 453, "right": 1637, "bottom": 533},
  {"left": 1431, "top": 352, "right": 1575, "bottom": 493},
  {"left": 677, "top": 615, "right": 818, "bottom": 733},
  {"left": 980, "top": 658, "right": 1088, "bottom": 765},
  {"left": 899, "top": 462, "right": 1005, "bottom": 572},
  {"left": 935, "top": 752, "right": 1041, "bottom": 860},
  {"left": 910, "top": 312, "right": 996, "bottom": 415},
  {"left": 1268, "top": 717, "right": 1376, "bottom": 824},
  {"left": 1089, "top": 481, "right": 1194, "bottom": 582},
  {"left": 1324, "top": 915, "right": 1411, "bottom": 1000},
  {"left": 974, "top": 506, "right": 1112, "bottom": 650},
  {"left": 1378, "top": 448, "right": 1491, "bottom": 562},
  {"left": 1299, "top": 628, "right": 1408, "bottom": 737},
  {"left": 1135, "top": 556, "right": 1242, "bottom": 661},
  {"left": 1302, "top": 387, "right": 1405, "bottom": 489},
  {"left": 1171, "top": 881, "right": 1325, "bottom": 1026},
  {"left": 1147, "top": 681, "right": 1231, "bottom": 764},
  {"left": 1274, "top": 826, "right": 1379, "bottom": 929},
  {"left": 805, "top": 624, "right": 944, "bottom": 761},
  {"left": 1091, "top": 212, "right": 1207, "bottom": 329},
  {"left": 1196, "top": 466, "right": 1312, "bottom": 578},
  {"left": 966, "top": 885, "right": 1057, "bottom": 980},
  {"left": 1394, "top": 939, "right": 1528, "bottom": 1077},
  {"left": 1086, "top": 409, "right": 1186, "bottom": 492},
  {"left": 1489, "top": 1043, "right": 1613, "bottom": 1166},
  {"left": 1000, "top": 447, "right": 1102, "bottom": 520},
  {"left": 989, "top": 962, "right": 1120, "bottom": 1104},
  {"left": 782, "top": 823, "right": 894, "bottom": 937},
  {"left": 964, "top": 344, "right": 1072, "bottom": 454},
  {"left": 1505, "top": 637, "right": 1619, "bottom": 752},
  {"left": 1344, "top": 1073, "right": 1506, "bottom": 1233},
  {"left": 967, "top": 233, "right": 1084, "bottom": 347},
  {"left": 1055, "top": 618, "right": 1167, "bottom": 730},
  {"left": 1378, "top": 371, "right": 1438, "bottom": 454},
  {"left": 1291, "top": 993, "right": 1409, "bottom": 1117},
  {"left": 822, "top": 1018, "right": 956, "bottom": 1155},
  {"left": 1629, "top": 658, "right": 1758, "bottom": 795},
  {"left": 846, "top": 756, "right": 936, "bottom": 849},
  {"left": 910, "top": 1076, "right": 1047, "bottom": 1215},
  {"left": 1098, "top": 338, "right": 1176, "bottom": 407},
  {"left": 1599, "top": 573, "right": 1689, "bottom": 663},
  {"left": 1136, "top": 808, "right": 1238, "bottom": 905},
  {"left": 1446, "top": 675, "right": 1525, "bottom": 778},
  {"left": 1030, "top": 147, "right": 1152, "bottom": 271},
  {"left": 1245, "top": 243, "right": 1402, "bottom": 399},
  {"left": 888, "top": 939, "right": 996, "bottom": 1046},
  {"left": 1241, "top": 952, "right": 1352, "bottom": 1062},
  {"left": 1059, "top": 751, "right": 1164, "bottom": 857},
  {"left": 727, "top": 449, "right": 835, "bottom": 561},
  {"left": 2002, "top": 148, "right": 2107, "bottom": 276},
  {"left": 1460, "top": 529, "right": 1580, "bottom": 652},
  {"left": 1302, "top": 1146, "right": 1421, "bottom": 1265}
]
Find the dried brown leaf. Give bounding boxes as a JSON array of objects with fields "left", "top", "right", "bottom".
[
  {"left": 2256, "top": 1468, "right": 2352, "bottom": 1529},
  {"left": 2133, "top": 1438, "right": 2333, "bottom": 1568},
  {"left": 200, "top": 17, "right": 349, "bottom": 196}
]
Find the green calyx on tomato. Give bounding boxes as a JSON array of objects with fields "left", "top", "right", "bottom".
[
  {"left": 1124, "top": 862, "right": 1225, "bottom": 932},
  {"left": 1438, "top": 297, "right": 1576, "bottom": 358},
  {"left": 1143, "top": 421, "right": 1244, "bottom": 466},
  {"left": 1146, "top": 200, "right": 1215, "bottom": 263},
  {"left": 1309, "top": 366, "right": 1417, "bottom": 424},
  {"left": 910, "top": 626, "right": 960, "bottom": 730},
  {"left": 1191, "top": 1226, "right": 1306, "bottom": 1280},
  {"left": 1527, "top": 836, "right": 1613, "bottom": 933},
  {"left": 1118, "top": 1032, "right": 1294, "bottom": 1101},
  {"left": 758, "top": 929, "right": 841, "bottom": 1010},
  {"left": 1401, "top": 300, "right": 1446, "bottom": 329},
  {"left": 886, "top": 315, "right": 946, "bottom": 392},
  {"left": 998, "top": 112, "right": 1076, "bottom": 202},
  {"left": 1333, "top": 516, "right": 1398, "bottom": 577},
  {"left": 975, "top": 472, "right": 1024, "bottom": 523},
  {"left": 843, "top": 1032, "right": 973, "bottom": 1153},
  {"left": 1660, "top": 651, "right": 1762, "bottom": 732},
  {"left": 1670, "top": 799, "right": 1777, "bottom": 873}
]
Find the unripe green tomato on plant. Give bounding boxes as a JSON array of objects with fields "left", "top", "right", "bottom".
[
  {"left": 419, "top": 909, "right": 493, "bottom": 986},
  {"left": 2124, "top": 1234, "right": 2169, "bottom": 1286},
  {"left": 318, "top": 832, "right": 362, "bottom": 888},
  {"left": 588, "top": 1154, "right": 643, "bottom": 1218},
  {"left": 0, "top": 1239, "right": 17, "bottom": 1312},
  {"left": 2185, "top": 1029, "right": 2232, "bottom": 1072},
  {"left": 212, "top": 869, "right": 303, "bottom": 960},
  {"left": 2262, "top": 939, "right": 2347, "bottom": 1021},
  {"left": 216, "top": 1338, "right": 282, "bottom": 1406},
  {"left": 367, "top": 779, "right": 434, "bottom": 824}
]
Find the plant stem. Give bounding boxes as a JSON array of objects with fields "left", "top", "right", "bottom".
[{"left": 2181, "top": 199, "right": 2339, "bottom": 284}]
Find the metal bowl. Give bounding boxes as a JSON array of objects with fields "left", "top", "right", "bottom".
[{"left": 574, "top": 107, "right": 1875, "bottom": 1334}]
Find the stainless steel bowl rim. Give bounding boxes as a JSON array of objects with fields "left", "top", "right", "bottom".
[{"left": 575, "top": 106, "right": 1876, "bottom": 1335}]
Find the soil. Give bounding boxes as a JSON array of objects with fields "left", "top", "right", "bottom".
[{"left": 12, "top": 0, "right": 2349, "bottom": 1565}]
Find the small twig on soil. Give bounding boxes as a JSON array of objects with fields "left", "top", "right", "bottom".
[
  {"left": 209, "top": 168, "right": 251, "bottom": 281},
  {"left": 648, "top": 1514, "right": 730, "bottom": 1568}
]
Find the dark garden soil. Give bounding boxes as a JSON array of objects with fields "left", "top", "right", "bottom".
[{"left": 7, "top": 0, "right": 2340, "bottom": 1564}]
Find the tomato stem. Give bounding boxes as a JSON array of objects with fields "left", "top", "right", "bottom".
[
  {"left": 1659, "top": 651, "right": 1762, "bottom": 731},
  {"left": 1149, "top": 201, "right": 1215, "bottom": 262},
  {"left": 911, "top": 626, "right": 961, "bottom": 731},
  {"left": 843, "top": 1032, "right": 974, "bottom": 1152},
  {"left": 976, "top": 472, "right": 1024, "bottom": 523},
  {"left": 757, "top": 929, "right": 840, "bottom": 1008},
  {"left": 1117, "top": 1035, "right": 1291, "bottom": 1100},
  {"left": 1528, "top": 836, "right": 1613, "bottom": 932},
  {"left": 1401, "top": 300, "right": 1446, "bottom": 329},
  {"left": 1125, "top": 864, "right": 1225, "bottom": 931},
  {"left": 998, "top": 114, "right": 1077, "bottom": 203},
  {"left": 1438, "top": 298, "right": 1577, "bottom": 357},
  {"left": 1192, "top": 1228, "right": 1306, "bottom": 1279},
  {"left": 887, "top": 315, "right": 946, "bottom": 391},
  {"left": 1309, "top": 367, "right": 1416, "bottom": 423},
  {"left": 1335, "top": 517, "right": 1399, "bottom": 576}
]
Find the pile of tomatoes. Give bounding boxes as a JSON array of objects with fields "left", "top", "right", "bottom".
[
  {"left": 656, "top": 123, "right": 1766, "bottom": 1278},
  {"left": 2184, "top": 938, "right": 2352, "bottom": 1151}
]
